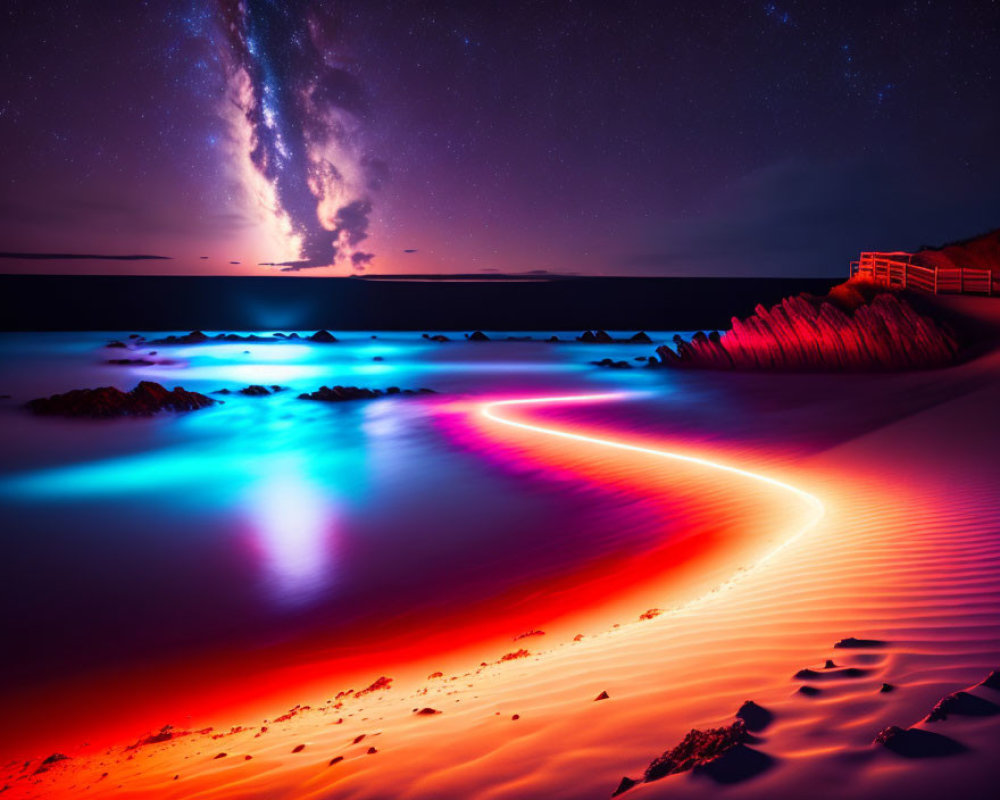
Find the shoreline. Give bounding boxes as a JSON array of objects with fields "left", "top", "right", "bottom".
[{"left": 4, "top": 298, "right": 1000, "bottom": 798}]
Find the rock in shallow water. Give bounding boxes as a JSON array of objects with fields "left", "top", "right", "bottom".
[
  {"left": 27, "top": 381, "right": 216, "bottom": 418},
  {"left": 298, "top": 385, "right": 435, "bottom": 402}
]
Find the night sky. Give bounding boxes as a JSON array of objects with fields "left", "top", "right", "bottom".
[{"left": 2, "top": 0, "right": 999, "bottom": 277}]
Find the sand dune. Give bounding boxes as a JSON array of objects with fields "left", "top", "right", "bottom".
[{"left": 5, "top": 300, "right": 1000, "bottom": 799}]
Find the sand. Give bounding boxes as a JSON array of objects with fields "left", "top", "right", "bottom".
[{"left": 5, "top": 296, "right": 1000, "bottom": 799}]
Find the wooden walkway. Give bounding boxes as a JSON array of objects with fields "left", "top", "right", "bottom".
[{"left": 850, "top": 251, "right": 994, "bottom": 296}]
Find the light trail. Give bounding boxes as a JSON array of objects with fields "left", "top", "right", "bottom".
[{"left": 480, "top": 392, "right": 826, "bottom": 590}]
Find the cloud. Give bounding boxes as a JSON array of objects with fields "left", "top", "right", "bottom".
[
  {"left": 218, "top": 0, "right": 382, "bottom": 269},
  {"left": 0, "top": 252, "right": 172, "bottom": 261}
]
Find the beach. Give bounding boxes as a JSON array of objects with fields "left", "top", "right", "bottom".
[{"left": 2, "top": 300, "right": 999, "bottom": 798}]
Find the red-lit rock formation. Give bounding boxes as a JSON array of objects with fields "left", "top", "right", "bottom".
[
  {"left": 27, "top": 381, "right": 216, "bottom": 418},
  {"left": 656, "top": 283, "right": 959, "bottom": 371}
]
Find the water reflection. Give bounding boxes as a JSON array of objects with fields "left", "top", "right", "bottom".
[
  {"left": 0, "top": 331, "right": 687, "bottom": 681},
  {"left": 245, "top": 456, "right": 337, "bottom": 606}
]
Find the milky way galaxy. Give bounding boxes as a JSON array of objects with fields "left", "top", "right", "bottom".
[{"left": 218, "top": 0, "right": 381, "bottom": 271}]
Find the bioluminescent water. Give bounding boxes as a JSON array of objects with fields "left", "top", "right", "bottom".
[{"left": 0, "top": 331, "right": 692, "bottom": 688}]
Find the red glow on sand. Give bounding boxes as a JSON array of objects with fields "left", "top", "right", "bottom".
[{"left": 2, "top": 392, "right": 828, "bottom": 782}]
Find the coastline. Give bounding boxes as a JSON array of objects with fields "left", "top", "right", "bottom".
[{"left": 5, "top": 296, "right": 1000, "bottom": 799}]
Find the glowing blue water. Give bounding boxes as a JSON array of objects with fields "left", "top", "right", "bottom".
[{"left": 0, "top": 331, "right": 681, "bottom": 682}]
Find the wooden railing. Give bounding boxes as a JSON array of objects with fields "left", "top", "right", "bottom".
[{"left": 850, "top": 251, "right": 994, "bottom": 296}]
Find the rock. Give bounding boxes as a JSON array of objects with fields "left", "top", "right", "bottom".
[
  {"left": 213, "top": 753, "right": 227, "bottom": 759},
  {"left": 329, "top": 756, "right": 344, "bottom": 766},
  {"left": 106, "top": 340, "right": 128, "bottom": 348},
  {"left": 429, "top": 334, "right": 450, "bottom": 342},
  {"left": 594, "top": 330, "right": 613, "bottom": 343},
  {"left": 798, "top": 685, "right": 821, "bottom": 696},
  {"left": 612, "top": 720, "right": 754, "bottom": 793},
  {"left": 309, "top": 329, "right": 338, "bottom": 343},
  {"left": 655, "top": 286, "right": 958, "bottom": 371},
  {"left": 106, "top": 358, "right": 157, "bottom": 366},
  {"left": 511, "top": 714, "right": 520, "bottom": 720},
  {"left": 980, "top": 670, "right": 1000, "bottom": 690},
  {"left": 824, "top": 659, "right": 837, "bottom": 669},
  {"left": 593, "top": 358, "right": 632, "bottom": 369},
  {"left": 467, "top": 330, "right": 490, "bottom": 341},
  {"left": 612, "top": 776, "right": 638, "bottom": 796},
  {"left": 578, "top": 330, "right": 597, "bottom": 342},
  {"left": 880, "top": 683, "right": 895, "bottom": 693},
  {"left": 148, "top": 330, "right": 210, "bottom": 345},
  {"left": 414, "top": 708, "right": 441, "bottom": 715},
  {"left": 373, "top": 356, "right": 384, "bottom": 361},
  {"left": 629, "top": 331, "right": 652, "bottom": 343},
  {"left": 238, "top": 384, "right": 284, "bottom": 396},
  {"left": 548, "top": 335, "right": 560, "bottom": 342},
  {"left": 355, "top": 676, "right": 393, "bottom": 697},
  {"left": 298, "top": 386, "right": 382, "bottom": 402},
  {"left": 794, "top": 666, "right": 868, "bottom": 680},
  {"left": 27, "top": 381, "right": 216, "bottom": 418},
  {"left": 979, "top": 670, "right": 1000, "bottom": 690},
  {"left": 292, "top": 744, "right": 305, "bottom": 753},
  {"left": 874, "top": 725, "right": 966, "bottom": 757},
  {"left": 33, "top": 753, "right": 70, "bottom": 774},
  {"left": 834, "top": 637, "right": 887, "bottom": 649},
  {"left": 366, "top": 747, "right": 377, "bottom": 755},
  {"left": 925, "top": 691, "right": 1000, "bottom": 722},
  {"left": 595, "top": 691, "right": 610, "bottom": 701},
  {"left": 735, "top": 700, "right": 773, "bottom": 732},
  {"left": 499, "top": 649, "right": 530, "bottom": 662},
  {"left": 299, "top": 385, "right": 433, "bottom": 402},
  {"left": 128, "top": 725, "right": 182, "bottom": 749},
  {"left": 693, "top": 743, "right": 773, "bottom": 784}
]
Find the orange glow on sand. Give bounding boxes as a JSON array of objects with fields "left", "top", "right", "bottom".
[{"left": 7, "top": 374, "right": 1000, "bottom": 800}]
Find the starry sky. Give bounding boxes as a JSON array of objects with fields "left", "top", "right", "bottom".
[{"left": 1, "top": 0, "right": 999, "bottom": 277}]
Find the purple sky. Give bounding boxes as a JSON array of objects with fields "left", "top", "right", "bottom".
[{"left": 2, "top": 0, "right": 999, "bottom": 276}]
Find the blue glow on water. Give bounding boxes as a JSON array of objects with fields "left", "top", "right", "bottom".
[{"left": 0, "top": 330, "right": 690, "bottom": 673}]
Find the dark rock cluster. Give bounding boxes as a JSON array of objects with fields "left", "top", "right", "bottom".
[
  {"left": 147, "top": 330, "right": 338, "bottom": 345},
  {"left": 298, "top": 385, "right": 435, "bottom": 402},
  {"left": 613, "top": 715, "right": 772, "bottom": 795},
  {"left": 27, "top": 381, "right": 216, "bottom": 418},
  {"left": 578, "top": 330, "right": 652, "bottom": 344}
]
